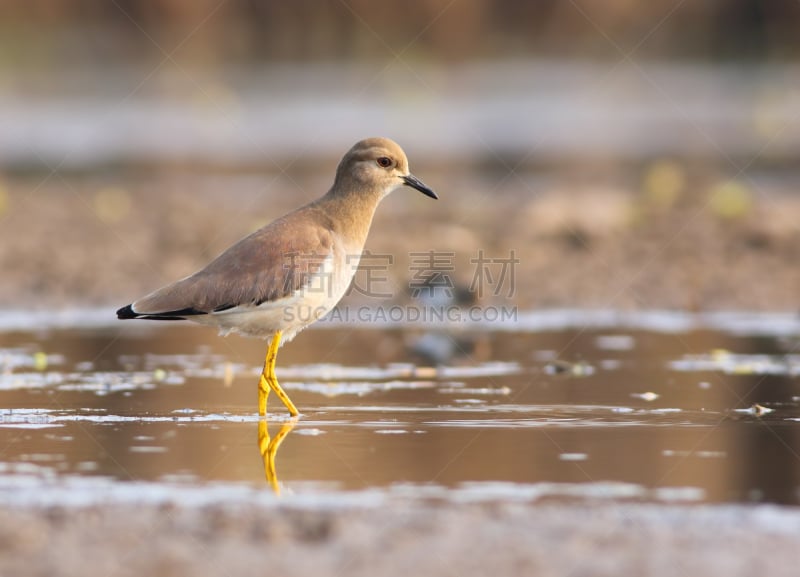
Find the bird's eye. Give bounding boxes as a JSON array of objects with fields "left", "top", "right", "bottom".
[{"left": 376, "top": 157, "right": 392, "bottom": 168}]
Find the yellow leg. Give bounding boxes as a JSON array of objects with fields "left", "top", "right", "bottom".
[
  {"left": 258, "top": 330, "right": 299, "bottom": 417},
  {"left": 258, "top": 418, "right": 297, "bottom": 494}
]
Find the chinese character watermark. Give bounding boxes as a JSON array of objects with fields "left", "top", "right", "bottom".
[
  {"left": 348, "top": 250, "right": 394, "bottom": 298},
  {"left": 408, "top": 250, "right": 456, "bottom": 298},
  {"left": 283, "top": 252, "right": 332, "bottom": 296},
  {"left": 469, "top": 249, "right": 518, "bottom": 298},
  {"left": 280, "top": 249, "right": 520, "bottom": 304}
]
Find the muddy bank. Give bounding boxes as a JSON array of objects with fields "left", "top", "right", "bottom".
[
  {"left": 0, "top": 500, "right": 797, "bottom": 577},
  {"left": 0, "top": 169, "right": 798, "bottom": 312}
]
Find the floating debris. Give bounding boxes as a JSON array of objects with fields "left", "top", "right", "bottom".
[
  {"left": 439, "top": 385, "right": 512, "bottom": 396},
  {"left": 413, "top": 366, "right": 439, "bottom": 379},
  {"left": 437, "top": 362, "right": 521, "bottom": 379},
  {"left": 735, "top": 404, "right": 775, "bottom": 417},
  {"left": 631, "top": 392, "right": 660, "bottom": 402},
  {"left": 670, "top": 351, "right": 799, "bottom": 376},
  {"left": 294, "top": 428, "right": 325, "bottom": 436},
  {"left": 129, "top": 446, "right": 168, "bottom": 454},
  {"left": 594, "top": 335, "right": 636, "bottom": 351},
  {"left": 544, "top": 360, "right": 595, "bottom": 377},
  {"left": 0, "top": 368, "right": 186, "bottom": 394},
  {"left": 559, "top": 453, "right": 588, "bottom": 462},
  {"left": 287, "top": 380, "right": 438, "bottom": 397},
  {"left": 0, "top": 348, "right": 65, "bottom": 373},
  {"left": 33, "top": 352, "right": 48, "bottom": 371},
  {"left": 599, "top": 359, "right": 623, "bottom": 370},
  {"left": 662, "top": 450, "right": 726, "bottom": 458}
]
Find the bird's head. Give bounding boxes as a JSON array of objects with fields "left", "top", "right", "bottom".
[{"left": 335, "top": 137, "right": 438, "bottom": 201}]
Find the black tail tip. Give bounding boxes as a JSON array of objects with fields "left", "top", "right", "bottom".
[{"left": 116, "top": 304, "right": 138, "bottom": 319}]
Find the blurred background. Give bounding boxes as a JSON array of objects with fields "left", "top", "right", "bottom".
[
  {"left": 0, "top": 0, "right": 799, "bottom": 510},
  {"left": 0, "top": 0, "right": 798, "bottom": 311}
]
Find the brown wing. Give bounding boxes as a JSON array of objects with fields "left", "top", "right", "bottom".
[{"left": 125, "top": 209, "right": 334, "bottom": 318}]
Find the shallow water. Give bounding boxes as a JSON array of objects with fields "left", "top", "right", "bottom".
[{"left": 0, "top": 310, "right": 799, "bottom": 505}]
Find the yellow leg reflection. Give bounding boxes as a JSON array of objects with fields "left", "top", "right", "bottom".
[
  {"left": 258, "top": 330, "right": 299, "bottom": 417},
  {"left": 258, "top": 418, "right": 297, "bottom": 494}
]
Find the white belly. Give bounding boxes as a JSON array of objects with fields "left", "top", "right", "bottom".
[{"left": 191, "top": 250, "right": 360, "bottom": 343}]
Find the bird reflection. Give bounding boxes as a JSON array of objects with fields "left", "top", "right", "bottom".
[{"left": 258, "top": 418, "right": 297, "bottom": 494}]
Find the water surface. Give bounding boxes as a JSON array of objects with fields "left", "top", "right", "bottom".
[{"left": 0, "top": 310, "right": 798, "bottom": 505}]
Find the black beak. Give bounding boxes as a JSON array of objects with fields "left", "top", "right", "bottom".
[{"left": 402, "top": 174, "right": 438, "bottom": 199}]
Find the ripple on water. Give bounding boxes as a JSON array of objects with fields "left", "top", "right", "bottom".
[
  {"left": 0, "top": 309, "right": 798, "bottom": 506},
  {"left": 670, "top": 351, "right": 800, "bottom": 376}
]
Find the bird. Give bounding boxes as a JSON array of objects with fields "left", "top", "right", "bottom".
[{"left": 117, "top": 137, "right": 437, "bottom": 417}]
